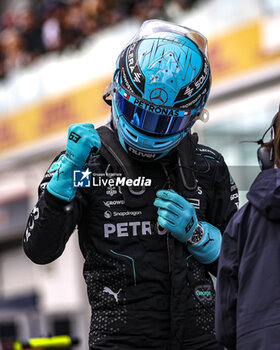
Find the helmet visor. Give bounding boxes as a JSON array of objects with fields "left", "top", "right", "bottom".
[{"left": 114, "top": 89, "right": 196, "bottom": 135}]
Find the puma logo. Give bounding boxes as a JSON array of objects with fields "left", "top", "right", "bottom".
[
  {"left": 203, "top": 237, "right": 214, "bottom": 247},
  {"left": 56, "top": 165, "right": 64, "bottom": 180},
  {"left": 103, "top": 287, "right": 122, "bottom": 302}
]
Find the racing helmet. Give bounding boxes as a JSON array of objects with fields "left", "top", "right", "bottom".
[{"left": 110, "top": 19, "right": 211, "bottom": 161}]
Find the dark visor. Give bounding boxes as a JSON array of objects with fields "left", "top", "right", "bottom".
[{"left": 115, "top": 91, "right": 194, "bottom": 135}]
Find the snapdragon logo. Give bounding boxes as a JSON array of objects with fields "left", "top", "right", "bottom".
[{"left": 104, "top": 210, "right": 142, "bottom": 218}]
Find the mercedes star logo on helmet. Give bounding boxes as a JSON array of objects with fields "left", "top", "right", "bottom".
[{"left": 150, "top": 88, "right": 168, "bottom": 106}]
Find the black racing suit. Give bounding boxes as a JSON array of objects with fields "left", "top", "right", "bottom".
[{"left": 23, "top": 128, "right": 238, "bottom": 350}]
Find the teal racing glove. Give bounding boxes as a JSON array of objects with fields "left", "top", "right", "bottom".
[
  {"left": 154, "top": 190, "right": 198, "bottom": 242},
  {"left": 47, "top": 123, "right": 101, "bottom": 202},
  {"left": 153, "top": 189, "right": 222, "bottom": 264}
]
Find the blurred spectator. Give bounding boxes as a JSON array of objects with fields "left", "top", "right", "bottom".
[
  {"left": 41, "top": 1, "right": 66, "bottom": 52},
  {"left": 145, "top": 0, "right": 168, "bottom": 20},
  {"left": 166, "top": 0, "right": 188, "bottom": 18},
  {"left": 0, "top": 45, "right": 5, "bottom": 79},
  {"left": 0, "top": 28, "right": 30, "bottom": 77},
  {"left": 1, "top": 10, "right": 15, "bottom": 29},
  {"left": 81, "top": 0, "right": 99, "bottom": 36},
  {"left": 0, "top": 0, "right": 200, "bottom": 79},
  {"left": 16, "top": 9, "right": 45, "bottom": 61},
  {"left": 62, "top": 1, "right": 85, "bottom": 49}
]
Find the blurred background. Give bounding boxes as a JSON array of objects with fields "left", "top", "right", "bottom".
[{"left": 0, "top": 0, "right": 279, "bottom": 348}]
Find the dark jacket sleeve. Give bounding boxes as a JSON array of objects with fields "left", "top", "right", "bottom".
[
  {"left": 23, "top": 154, "right": 87, "bottom": 264},
  {"left": 208, "top": 154, "right": 239, "bottom": 233},
  {"left": 204, "top": 153, "right": 239, "bottom": 275},
  {"left": 215, "top": 208, "right": 243, "bottom": 350}
]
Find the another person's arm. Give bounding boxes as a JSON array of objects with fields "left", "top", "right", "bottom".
[
  {"left": 204, "top": 154, "right": 239, "bottom": 275},
  {"left": 215, "top": 211, "right": 241, "bottom": 350}
]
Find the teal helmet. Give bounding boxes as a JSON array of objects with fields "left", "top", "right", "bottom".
[{"left": 110, "top": 20, "right": 211, "bottom": 161}]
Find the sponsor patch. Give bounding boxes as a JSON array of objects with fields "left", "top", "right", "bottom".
[
  {"left": 104, "top": 210, "right": 142, "bottom": 218},
  {"left": 69, "top": 131, "right": 81, "bottom": 143},
  {"left": 104, "top": 221, "right": 167, "bottom": 238},
  {"left": 103, "top": 200, "right": 125, "bottom": 208}
]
